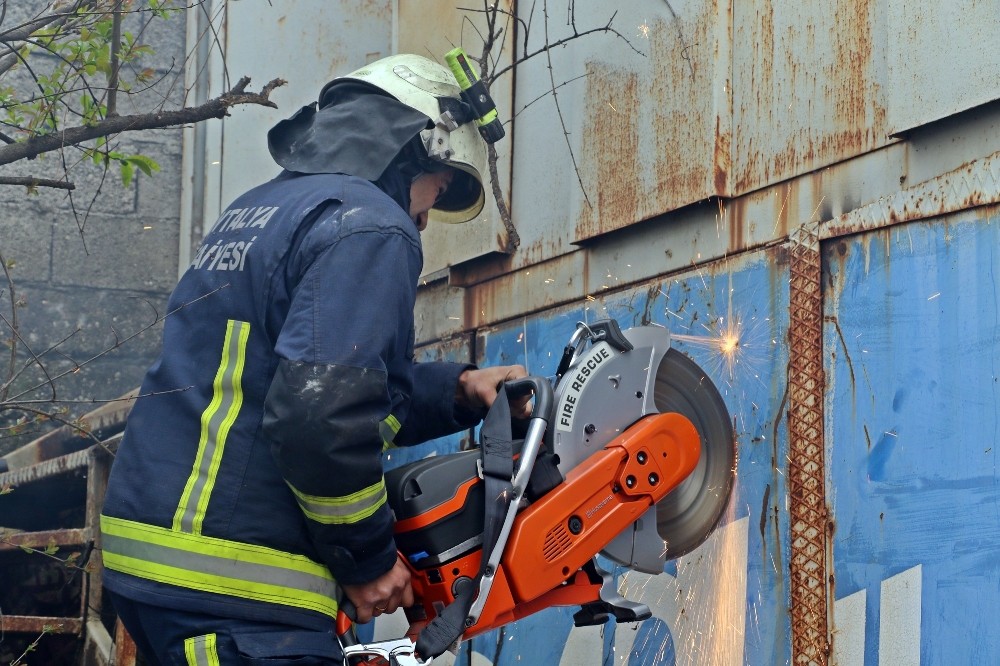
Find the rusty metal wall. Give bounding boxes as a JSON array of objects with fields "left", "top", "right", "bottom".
[{"left": 492, "top": 0, "right": 999, "bottom": 278}]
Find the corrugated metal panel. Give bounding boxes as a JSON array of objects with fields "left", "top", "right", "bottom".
[
  {"left": 401, "top": 0, "right": 516, "bottom": 276},
  {"left": 886, "top": 0, "right": 1000, "bottom": 134},
  {"left": 824, "top": 207, "right": 1000, "bottom": 664}
]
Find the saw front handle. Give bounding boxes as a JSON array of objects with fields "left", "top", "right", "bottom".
[{"left": 466, "top": 375, "right": 553, "bottom": 626}]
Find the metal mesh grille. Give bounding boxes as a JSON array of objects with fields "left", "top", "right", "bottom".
[{"left": 787, "top": 225, "right": 830, "bottom": 665}]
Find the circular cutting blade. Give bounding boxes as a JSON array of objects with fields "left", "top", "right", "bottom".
[{"left": 652, "top": 348, "right": 736, "bottom": 558}]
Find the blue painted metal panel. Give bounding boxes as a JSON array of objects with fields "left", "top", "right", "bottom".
[
  {"left": 825, "top": 209, "right": 1000, "bottom": 664},
  {"left": 469, "top": 253, "right": 791, "bottom": 665}
]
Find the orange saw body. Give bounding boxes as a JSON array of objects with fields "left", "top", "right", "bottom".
[
  {"left": 403, "top": 412, "right": 699, "bottom": 640},
  {"left": 340, "top": 321, "right": 736, "bottom": 666}
]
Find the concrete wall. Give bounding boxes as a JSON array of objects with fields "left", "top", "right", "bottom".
[{"left": 0, "top": 3, "right": 187, "bottom": 453}]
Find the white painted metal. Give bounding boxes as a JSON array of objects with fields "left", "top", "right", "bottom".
[
  {"left": 887, "top": 0, "right": 1000, "bottom": 135},
  {"left": 179, "top": 0, "right": 394, "bottom": 250},
  {"left": 878, "top": 566, "right": 922, "bottom": 666},
  {"left": 831, "top": 590, "right": 866, "bottom": 666}
]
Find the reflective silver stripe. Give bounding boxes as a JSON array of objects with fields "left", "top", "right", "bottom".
[
  {"left": 174, "top": 320, "right": 250, "bottom": 534},
  {"left": 101, "top": 515, "right": 340, "bottom": 617},
  {"left": 380, "top": 414, "right": 401, "bottom": 450},
  {"left": 288, "top": 479, "right": 387, "bottom": 525},
  {"left": 184, "top": 634, "right": 219, "bottom": 666}
]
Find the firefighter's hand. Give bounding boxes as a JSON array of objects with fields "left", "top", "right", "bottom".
[
  {"left": 456, "top": 365, "right": 532, "bottom": 419},
  {"left": 342, "top": 556, "right": 414, "bottom": 623}
]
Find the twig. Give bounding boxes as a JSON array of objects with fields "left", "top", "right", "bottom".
[
  {"left": 107, "top": 1, "right": 123, "bottom": 117},
  {"left": 487, "top": 143, "right": 518, "bottom": 250},
  {"left": 0, "top": 310, "right": 59, "bottom": 403},
  {"left": 509, "top": 71, "right": 590, "bottom": 120},
  {"left": 10, "top": 385, "right": 191, "bottom": 407},
  {"left": 542, "top": 0, "right": 590, "bottom": 209},
  {"left": 1, "top": 404, "right": 103, "bottom": 446},
  {"left": 0, "top": 251, "right": 17, "bottom": 401},
  {"left": 487, "top": 10, "right": 643, "bottom": 85},
  {"left": 472, "top": 1, "right": 519, "bottom": 251}
]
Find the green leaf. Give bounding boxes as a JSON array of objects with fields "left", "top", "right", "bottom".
[
  {"left": 126, "top": 155, "right": 160, "bottom": 177},
  {"left": 120, "top": 161, "right": 134, "bottom": 187}
]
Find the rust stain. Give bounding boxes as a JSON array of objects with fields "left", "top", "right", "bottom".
[
  {"left": 735, "top": 0, "right": 888, "bottom": 195},
  {"left": 115, "top": 620, "right": 139, "bottom": 666},
  {"left": 575, "top": 62, "right": 641, "bottom": 240},
  {"left": 728, "top": 196, "right": 746, "bottom": 252},
  {"left": 715, "top": 112, "right": 732, "bottom": 195},
  {"left": 652, "top": 13, "right": 717, "bottom": 217}
]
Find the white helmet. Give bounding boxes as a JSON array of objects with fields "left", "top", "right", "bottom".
[{"left": 322, "top": 54, "right": 490, "bottom": 224}]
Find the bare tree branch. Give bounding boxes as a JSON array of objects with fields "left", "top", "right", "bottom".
[
  {"left": 0, "top": 251, "right": 17, "bottom": 402},
  {"left": 1, "top": 404, "right": 103, "bottom": 446},
  {"left": 468, "top": 1, "right": 519, "bottom": 251},
  {"left": 0, "top": 308, "right": 60, "bottom": 404},
  {"left": 0, "top": 76, "right": 285, "bottom": 166},
  {"left": 107, "top": 0, "right": 123, "bottom": 117},
  {"left": 0, "top": 175, "right": 74, "bottom": 189}
]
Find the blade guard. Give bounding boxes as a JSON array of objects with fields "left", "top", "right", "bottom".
[{"left": 550, "top": 326, "right": 673, "bottom": 569}]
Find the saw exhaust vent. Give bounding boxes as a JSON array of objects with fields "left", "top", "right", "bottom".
[{"left": 543, "top": 524, "right": 572, "bottom": 562}]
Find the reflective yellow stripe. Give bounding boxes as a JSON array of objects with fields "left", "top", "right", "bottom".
[
  {"left": 101, "top": 515, "right": 339, "bottom": 618},
  {"left": 287, "top": 478, "right": 387, "bottom": 525},
  {"left": 184, "top": 634, "right": 220, "bottom": 666},
  {"left": 380, "top": 414, "right": 401, "bottom": 451},
  {"left": 173, "top": 320, "right": 250, "bottom": 534}
]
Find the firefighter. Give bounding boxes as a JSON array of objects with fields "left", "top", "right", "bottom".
[{"left": 100, "top": 53, "right": 527, "bottom": 664}]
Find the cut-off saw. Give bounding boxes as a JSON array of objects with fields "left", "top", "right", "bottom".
[{"left": 339, "top": 320, "right": 736, "bottom": 665}]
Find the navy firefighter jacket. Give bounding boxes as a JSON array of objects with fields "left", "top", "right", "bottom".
[{"left": 101, "top": 172, "right": 480, "bottom": 630}]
